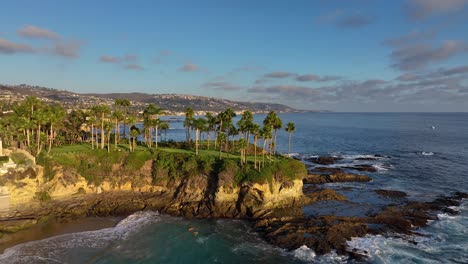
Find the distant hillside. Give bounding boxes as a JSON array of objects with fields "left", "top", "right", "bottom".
[
  {"left": 0, "top": 84, "right": 302, "bottom": 113},
  {"left": 85, "top": 92, "right": 297, "bottom": 113}
]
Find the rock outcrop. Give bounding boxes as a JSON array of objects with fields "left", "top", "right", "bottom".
[
  {"left": 304, "top": 172, "right": 372, "bottom": 184},
  {"left": 0, "top": 158, "right": 307, "bottom": 234}
]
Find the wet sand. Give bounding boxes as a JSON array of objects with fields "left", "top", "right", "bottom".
[{"left": 0, "top": 216, "right": 122, "bottom": 253}]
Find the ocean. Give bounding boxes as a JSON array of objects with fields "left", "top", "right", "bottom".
[{"left": 1, "top": 113, "right": 467, "bottom": 263}]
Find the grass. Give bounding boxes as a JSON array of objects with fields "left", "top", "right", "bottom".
[
  {"left": 39, "top": 142, "right": 304, "bottom": 186},
  {"left": 49, "top": 144, "right": 93, "bottom": 154},
  {"left": 49, "top": 143, "right": 282, "bottom": 167}
]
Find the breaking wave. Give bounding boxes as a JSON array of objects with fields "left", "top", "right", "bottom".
[{"left": 0, "top": 211, "right": 161, "bottom": 264}]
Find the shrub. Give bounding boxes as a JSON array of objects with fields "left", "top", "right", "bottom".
[
  {"left": 35, "top": 191, "right": 51, "bottom": 202},
  {"left": 124, "top": 151, "right": 153, "bottom": 171},
  {"left": 0, "top": 156, "right": 9, "bottom": 166}
]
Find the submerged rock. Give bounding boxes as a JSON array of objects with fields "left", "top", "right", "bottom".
[
  {"left": 307, "top": 167, "right": 344, "bottom": 175},
  {"left": 254, "top": 191, "right": 467, "bottom": 258},
  {"left": 374, "top": 189, "right": 407, "bottom": 198},
  {"left": 305, "top": 156, "right": 342, "bottom": 165},
  {"left": 342, "top": 164, "right": 378, "bottom": 173},
  {"left": 304, "top": 172, "right": 372, "bottom": 184}
]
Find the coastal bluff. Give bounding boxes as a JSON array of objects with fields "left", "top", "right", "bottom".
[{"left": 0, "top": 150, "right": 307, "bottom": 234}]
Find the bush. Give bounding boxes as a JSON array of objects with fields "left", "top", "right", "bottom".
[
  {"left": 37, "top": 153, "right": 57, "bottom": 181},
  {"left": 0, "top": 156, "right": 9, "bottom": 166},
  {"left": 124, "top": 151, "right": 153, "bottom": 171},
  {"left": 35, "top": 191, "right": 51, "bottom": 202},
  {"left": 10, "top": 152, "right": 31, "bottom": 166}
]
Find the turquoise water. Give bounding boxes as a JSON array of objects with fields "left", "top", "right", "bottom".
[{"left": 1, "top": 113, "right": 467, "bottom": 263}]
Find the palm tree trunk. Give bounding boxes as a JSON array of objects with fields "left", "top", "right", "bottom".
[
  {"left": 155, "top": 126, "right": 159, "bottom": 149},
  {"left": 262, "top": 139, "right": 266, "bottom": 168},
  {"left": 114, "top": 120, "right": 118, "bottom": 148},
  {"left": 36, "top": 124, "right": 41, "bottom": 155},
  {"left": 91, "top": 124, "right": 94, "bottom": 149},
  {"left": 47, "top": 124, "right": 53, "bottom": 153},
  {"left": 254, "top": 136, "right": 257, "bottom": 169},
  {"left": 26, "top": 129, "right": 30, "bottom": 147},
  {"left": 101, "top": 113, "right": 105, "bottom": 149},
  {"left": 288, "top": 133, "right": 291, "bottom": 154},
  {"left": 218, "top": 141, "right": 222, "bottom": 159},
  {"left": 274, "top": 129, "right": 278, "bottom": 154},
  {"left": 195, "top": 128, "right": 199, "bottom": 156},
  {"left": 270, "top": 128, "right": 274, "bottom": 154},
  {"left": 95, "top": 128, "right": 98, "bottom": 148}
]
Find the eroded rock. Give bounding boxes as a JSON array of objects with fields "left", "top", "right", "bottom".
[
  {"left": 304, "top": 172, "right": 372, "bottom": 184},
  {"left": 305, "top": 156, "right": 342, "bottom": 165}
]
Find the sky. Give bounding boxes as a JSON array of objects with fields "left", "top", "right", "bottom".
[{"left": 0, "top": 0, "right": 467, "bottom": 112}]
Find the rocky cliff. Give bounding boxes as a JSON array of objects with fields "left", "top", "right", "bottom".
[{"left": 0, "top": 153, "right": 307, "bottom": 235}]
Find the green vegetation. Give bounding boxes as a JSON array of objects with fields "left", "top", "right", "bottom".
[
  {"left": 152, "top": 150, "right": 305, "bottom": 186},
  {"left": 0, "top": 156, "right": 9, "bottom": 167},
  {"left": 34, "top": 191, "right": 51, "bottom": 202},
  {"left": 2, "top": 96, "right": 303, "bottom": 187}
]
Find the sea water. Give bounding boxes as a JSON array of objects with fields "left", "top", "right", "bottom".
[{"left": 1, "top": 113, "right": 467, "bottom": 263}]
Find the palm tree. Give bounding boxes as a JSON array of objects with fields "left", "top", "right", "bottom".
[
  {"left": 160, "top": 122, "right": 170, "bottom": 142},
  {"left": 130, "top": 125, "right": 140, "bottom": 152},
  {"left": 260, "top": 126, "right": 272, "bottom": 167},
  {"left": 237, "top": 110, "right": 253, "bottom": 142},
  {"left": 237, "top": 138, "right": 248, "bottom": 165},
  {"left": 217, "top": 132, "right": 226, "bottom": 159},
  {"left": 251, "top": 123, "right": 261, "bottom": 169},
  {"left": 88, "top": 116, "right": 97, "bottom": 149},
  {"left": 127, "top": 116, "right": 137, "bottom": 152},
  {"left": 47, "top": 104, "right": 65, "bottom": 153},
  {"left": 193, "top": 117, "right": 207, "bottom": 156},
  {"left": 184, "top": 107, "right": 194, "bottom": 144},
  {"left": 33, "top": 108, "right": 48, "bottom": 155},
  {"left": 115, "top": 99, "right": 131, "bottom": 139},
  {"left": 263, "top": 111, "right": 282, "bottom": 155},
  {"left": 219, "top": 108, "right": 236, "bottom": 153},
  {"left": 91, "top": 105, "right": 110, "bottom": 150},
  {"left": 205, "top": 112, "right": 216, "bottom": 149},
  {"left": 112, "top": 110, "right": 123, "bottom": 148},
  {"left": 143, "top": 104, "right": 164, "bottom": 148},
  {"left": 104, "top": 121, "right": 114, "bottom": 152},
  {"left": 273, "top": 115, "right": 283, "bottom": 154},
  {"left": 152, "top": 118, "right": 162, "bottom": 149},
  {"left": 285, "top": 122, "right": 296, "bottom": 154}
]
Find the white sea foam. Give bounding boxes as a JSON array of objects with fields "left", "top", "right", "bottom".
[
  {"left": 372, "top": 163, "right": 391, "bottom": 171},
  {"left": 420, "top": 151, "right": 434, "bottom": 156},
  {"left": 293, "top": 245, "right": 316, "bottom": 261},
  {"left": 292, "top": 245, "right": 348, "bottom": 263},
  {"left": 340, "top": 154, "right": 387, "bottom": 160},
  {"left": 0, "top": 211, "right": 161, "bottom": 264},
  {"left": 437, "top": 213, "right": 458, "bottom": 219},
  {"left": 348, "top": 200, "right": 467, "bottom": 263},
  {"left": 284, "top": 152, "right": 301, "bottom": 158}
]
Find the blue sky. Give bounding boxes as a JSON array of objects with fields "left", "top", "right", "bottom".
[{"left": 1, "top": 0, "right": 467, "bottom": 111}]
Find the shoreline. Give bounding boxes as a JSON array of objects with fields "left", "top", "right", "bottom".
[{"left": 0, "top": 216, "right": 122, "bottom": 253}]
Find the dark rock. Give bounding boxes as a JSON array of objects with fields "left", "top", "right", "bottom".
[
  {"left": 355, "top": 157, "right": 379, "bottom": 161},
  {"left": 305, "top": 156, "right": 342, "bottom": 165},
  {"left": 375, "top": 189, "right": 407, "bottom": 198},
  {"left": 304, "top": 173, "right": 372, "bottom": 184},
  {"left": 343, "top": 165, "right": 378, "bottom": 173},
  {"left": 308, "top": 167, "right": 344, "bottom": 175},
  {"left": 306, "top": 189, "right": 348, "bottom": 203}
]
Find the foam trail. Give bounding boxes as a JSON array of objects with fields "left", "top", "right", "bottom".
[{"left": 0, "top": 211, "right": 161, "bottom": 264}]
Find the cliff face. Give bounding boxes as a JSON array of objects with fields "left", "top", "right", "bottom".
[{"left": 0, "top": 157, "right": 306, "bottom": 221}]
